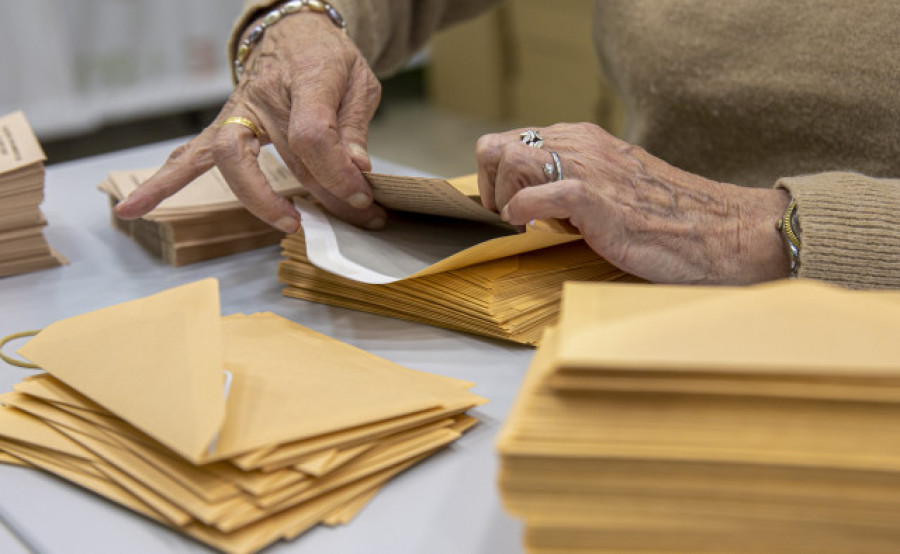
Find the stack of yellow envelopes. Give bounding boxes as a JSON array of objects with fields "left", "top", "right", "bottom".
[
  {"left": 280, "top": 235, "right": 631, "bottom": 345},
  {"left": 498, "top": 280, "right": 900, "bottom": 554},
  {"left": 279, "top": 173, "right": 637, "bottom": 345},
  {"left": 99, "top": 150, "right": 303, "bottom": 266},
  {"left": 0, "top": 279, "right": 485, "bottom": 554},
  {"left": 0, "top": 111, "right": 65, "bottom": 277}
]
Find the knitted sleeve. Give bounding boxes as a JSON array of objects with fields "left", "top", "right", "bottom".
[
  {"left": 777, "top": 173, "right": 900, "bottom": 290},
  {"left": 229, "top": 0, "right": 499, "bottom": 78}
]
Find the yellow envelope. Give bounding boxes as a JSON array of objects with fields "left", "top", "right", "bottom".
[
  {"left": 0, "top": 404, "right": 96, "bottom": 460},
  {"left": 17, "top": 280, "right": 484, "bottom": 465},
  {"left": 349, "top": 172, "right": 585, "bottom": 279},
  {"left": 18, "top": 279, "right": 226, "bottom": 463},
  {"left": 1, "top": 441, "right": 172, "bottom": 525},
  {"left": 554, "top": 280, "right": 900, "bottom": 376}
]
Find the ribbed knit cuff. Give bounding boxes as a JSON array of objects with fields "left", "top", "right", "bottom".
[{"left": 777, "top": 172, "right": 900, "bottom": 290}]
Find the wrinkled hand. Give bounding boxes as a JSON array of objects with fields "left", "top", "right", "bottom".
[
  {"left": 476, "top": 123, "right": 792, "bottom": 284},
  {"left": 115, "top": 14, "right": 386, "bottom": 233}
]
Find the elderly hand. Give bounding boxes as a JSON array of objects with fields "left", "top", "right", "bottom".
[
  {"left": 114, "top": 12, "right": 387, "bottom": 233},
  {"left": 476, "top": 123, "right": 792, "bottom": 285}
]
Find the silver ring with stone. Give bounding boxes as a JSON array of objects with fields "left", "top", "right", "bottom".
[
  {"left": 549, "top": 151, "right": 564, "bottom": 181},
  {"left": 520, "top": 129, "right": 544, "bottom": 148}
]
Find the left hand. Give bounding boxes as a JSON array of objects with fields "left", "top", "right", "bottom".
[{"left": 476, "top": 123, "right": 791, "bottom": 285}]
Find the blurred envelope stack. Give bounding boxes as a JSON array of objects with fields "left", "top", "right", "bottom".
[
  {"left": 0, "top": 279, "right": 485, "bottom": 554},
  {"left": 279, "top": 173, "right": 637, "bottom": 345},
  {"left": 498, "top": 280, "right": 900, "bottom": 553},
  {"left": 0, "top": 111, "right": 66, "bottom": 277},
  {"left": 99, "top": 150, "right": 303, "bottom": 266}
]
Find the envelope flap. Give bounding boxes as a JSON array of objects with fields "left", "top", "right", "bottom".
[
  {"left": 18, "top": 279, "right": 226, "bottom": 462},
  {"left": 207, "top": 312, "right": 485, "bottom": 460},
  {"left": 406, "top": 229, "right": 582, "bottom": 279},
  {"left": 557, "top": 280, "right": 900, "bottom": 376},
  {"left": 296, "top": 196, "right": 581, "bottom": 284}
]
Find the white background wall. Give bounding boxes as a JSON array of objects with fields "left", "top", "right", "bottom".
[{"left": 0, "top": 0, "right": 245, "bottom": 139}]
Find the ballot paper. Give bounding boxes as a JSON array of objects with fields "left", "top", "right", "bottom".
[
  {"left": 0, "top": 111, "right": 66, "bottom": 277},
  {"left": 1, "top": 279, "right": 485, "bottom": 554},
  {"left": 282, "top": 173, "right": 636, "bottom": 344},
  {"left": 99, "top": 149, "right": 303, "bottom": 265},
  {"left": 497, "top": 279, "right": 900, "bottom": 554}
]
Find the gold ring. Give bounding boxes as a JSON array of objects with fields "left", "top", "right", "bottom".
[{"left": 222, "top": 116, "right": 262, "bottom": 139}]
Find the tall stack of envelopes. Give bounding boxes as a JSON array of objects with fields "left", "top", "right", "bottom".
[
  {"left": 0, "top": 279, "right": 485, "bottom": 554},
  {"left": 99, "top": 150, "right": 303, "bottom": 266},
  {"left": 498, "top": 280, "right": 900, "bottom": 554},
  {"left": 0, "top": 111, "right": 65, "bottom": 277}
]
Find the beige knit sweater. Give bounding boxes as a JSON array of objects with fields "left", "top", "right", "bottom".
[{"left": 232, "top": 0, "right": 900, "bottom": 289}]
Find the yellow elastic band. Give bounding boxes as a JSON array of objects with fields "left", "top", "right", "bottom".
[{"left": 0, "top": 330, "right": 41, "bottom": 369}]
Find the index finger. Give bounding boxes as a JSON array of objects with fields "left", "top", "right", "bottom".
[
  {"left": 114, "top": 129, "right": 217, "bottom": 219},
  {"left": 475, "top": 128, "right": 531, "bottom": 212}
]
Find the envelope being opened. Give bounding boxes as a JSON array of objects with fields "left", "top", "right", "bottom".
[
  {"left": 294, "top": 194, "right": 581, "bottom": 285},
  {"left": 280, "top": 172, "right": 633, "bottom": 345}
]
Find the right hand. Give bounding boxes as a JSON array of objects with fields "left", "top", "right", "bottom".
[{"left": 114, "top": 12, "right": 387, "bottom": 233}]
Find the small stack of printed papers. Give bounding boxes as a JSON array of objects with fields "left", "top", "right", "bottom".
[
  {"left": 99, "top": 150, "right": 303, "bottom": 266},
  {"left": 0, "top": 279, "right": 485, "bottom": 554},
  {"left": 498, "top": 280, "right": 900, "bottom": 553},
  {"left": 279, "top": 174, "right": 636, "bottom": 345},
  {"left": 0, "top": 111, "right": 65, "bottom": 277}
]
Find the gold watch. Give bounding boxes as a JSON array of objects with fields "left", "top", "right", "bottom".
[{"left": 776, "top": 198, "right": 801, "bottom": 277}]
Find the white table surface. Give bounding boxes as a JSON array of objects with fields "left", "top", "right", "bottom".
[{"left": 0, "top": 138, "right": 530, "bottom": 554}]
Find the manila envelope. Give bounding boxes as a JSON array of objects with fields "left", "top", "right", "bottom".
[
  {"left": 550, "top": 279, "right": 900, "bottom": 383},
  {"left": 296, "top": 172, "right": 584, "bottom": 285},
  {"left": 17, "top": 279, "right": 483, "bottom": 464}
]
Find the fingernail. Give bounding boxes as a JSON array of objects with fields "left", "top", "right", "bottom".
[
  {"left": 501, "top": 206, "right": 510, "bottom": 222},
  {"left": 528, "top": 219, "right": 536, "bottom": 227},
  {"left": 349, "top": 143, "right": 369, "bottom": 161},
  {"left": 114, "top": 200, "right": 134, "bottom": 217},
  {"left": 347, "top": 192, "right": 372, "bottom": 209},
  {"left": 275, "top": 216, "right": 299, "bottom": 234},
  {"left": 365, "top": 217, "right": 386, "bottom": 230}
]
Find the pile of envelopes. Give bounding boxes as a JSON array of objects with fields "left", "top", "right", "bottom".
[
  {"left": 0, "top": 279, "right": 485, "bottom": 553},
  {"left": 0, "top": 111, "right": 65, "bottom": 277},
  {"left": 279, "top": 173, "right": 636, "bottom": 345},
  {"left": 99, "top": 150, "right": 303, "bottom": 266},
  {"left": 498, "top": 279, "right": 900, "bottom": 553}
]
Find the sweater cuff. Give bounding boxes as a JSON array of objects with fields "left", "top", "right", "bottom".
[
  {"left": 777, "top": 172, "right": 900, "bottom": 290},
  {"left": 228, "top": 1, "right": 276, "bottom": 83}
]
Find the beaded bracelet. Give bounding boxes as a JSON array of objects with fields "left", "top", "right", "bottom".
[{"left": 234, "top": 0, "right": 347, "bottom": 81}]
